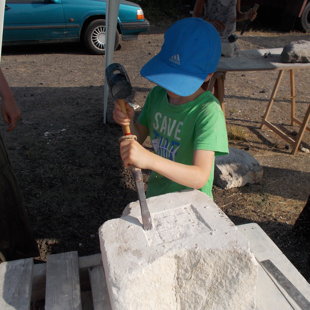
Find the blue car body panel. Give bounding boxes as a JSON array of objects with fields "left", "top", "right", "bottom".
[
  {"left": 3, "top": 0, "right": 149, "bottom": 44},
  {"left": 4, "top": 2, "right": 67, "bottom": 41}
]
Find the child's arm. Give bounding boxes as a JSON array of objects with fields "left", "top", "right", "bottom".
[
  {"left": 120, "top": 137, "right": 214, "bottom": 190},
  {"left": 114, "top": 99, "right": 214, "bottom": 189}
]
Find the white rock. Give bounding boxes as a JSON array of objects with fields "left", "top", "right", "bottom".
[
  {"left": 214, "top": 147, "right": 263, "bottom": 189},
  {"left": 281, "top": 40, "right": 310, "bottom": 63},
  {"left": 99, "top": 190, "right": 258, "bottom": 310}
]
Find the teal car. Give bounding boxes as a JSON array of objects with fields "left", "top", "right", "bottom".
[{"left": 3, "top": 0, "right": 150, "bottom": 54}]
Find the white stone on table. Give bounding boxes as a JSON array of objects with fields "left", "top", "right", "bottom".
[
  {"left": 281, "top": 40, "right": 310, "bottom": 63},
  {"left": 99, "top": 189, "right": 258, "bottom": 310}
]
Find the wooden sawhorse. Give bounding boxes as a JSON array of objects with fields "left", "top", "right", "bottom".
[
  {"left": 208, "top": 71, "right": 226, "bottom": 113},
  {"left": 260, "top": 69, "right": 310, "bottom": 155},
  {"left": 214, "top": 48, "right": 310, "bottom": 154}
]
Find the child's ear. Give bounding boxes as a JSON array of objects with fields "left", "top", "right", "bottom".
[
  {"left": 204, "top": 73, "right": 214, "bottom": 82},
  {"left": 201, "top": 73, "right": 216, "bottom": 91}
]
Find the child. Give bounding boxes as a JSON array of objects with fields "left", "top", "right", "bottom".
[{"left": 113, "top": 17, "right": 229, "bottom": 199}]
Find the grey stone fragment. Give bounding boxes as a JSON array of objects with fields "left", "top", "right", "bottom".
[
  {"left": 214, "top": 147, "right": 263, "bottom": 189},
  {"left": 281, "top": 40, "right": 310, "bottom": 63}
]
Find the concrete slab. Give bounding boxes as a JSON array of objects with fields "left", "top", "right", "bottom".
[{"left": 99, "top": 190, "right": 258, "bottom": 310}]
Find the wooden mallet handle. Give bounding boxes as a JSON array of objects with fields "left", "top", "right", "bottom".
[{"left": 117, "top": 98, "right": 131, "bottom": 135}]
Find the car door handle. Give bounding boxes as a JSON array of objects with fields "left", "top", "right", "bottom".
[{"left": 5, "top": 5, "right": 11, "bottom": 10}]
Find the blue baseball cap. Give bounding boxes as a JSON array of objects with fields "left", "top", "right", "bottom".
[{"left": 140, "top": 17, "right": 221, "bottom": 97}]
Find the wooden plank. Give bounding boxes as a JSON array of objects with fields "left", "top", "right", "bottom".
[
  {"left": 262, "top": 120, "right": 296, "bottom": 145},
  {"left": 79, "top": 253, "right": 102, "bottom": 270},
  {"left": 31, "top": 253, "right": 103, "bottom": 302},
  {"left": 261, "top": 70, "right": 284, "bottom": 129},
  {"left": 292, "top": 105, "right": 310, "bottom": 155},
  {"left": 89, "top": 265, "right": 111, "bottom": 310},
  {"left": 45, "top": 251, "right": 82, "bottom": 310},
  {"left": 31, "top": 262, "right": 46, "bottom": 302},
  {"left": 292, "top": 116, "right": 310, "bottom": 131},
  {"left": 81, "top": 290, "right": 94, "bottom": 310},
  {"left": 289, "top": 69, "right": 296, "bottom": 126},
  {"left": 79, "top": 253, "right": 102, "bottom": 292},
  {"left": 238, "top": 223, "right": 310, "bottom": 310},
  {"left": 0, "top": 258, "right": 33, "bottom": 310}
]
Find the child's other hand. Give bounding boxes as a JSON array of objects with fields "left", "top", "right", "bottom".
[
  {"left": 120, "top": 138, "right": 152, "bottom": 169},
  {"left": 113, "top": 100, "right": 134, "bottom": 127}
]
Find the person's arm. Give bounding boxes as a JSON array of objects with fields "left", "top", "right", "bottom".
[
  {"left": 193, "top": 0, "right": 225, "bottom": 32},
  {"left": 192, "top": 0, "right": 205, "bottom": 17},
  {"left": 236, "top": 0, "right": 258, "bottom": 22},
  {"left": 120, "top": 138, "right": 215, "bottom": 190},
  {"left": 0, "top": 69, "right": 21, "bottom": 131}
]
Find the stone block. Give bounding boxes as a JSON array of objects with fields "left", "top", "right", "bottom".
[{"left": 99, "top": 190, "right": 258, "bottom": 310}]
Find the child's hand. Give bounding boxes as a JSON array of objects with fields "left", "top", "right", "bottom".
[
  {"left": 120, "top": 138, "right": 152, "bottom": 169},
  {"left": 113, "top": 100, "right": 134, "bottom": 127}
]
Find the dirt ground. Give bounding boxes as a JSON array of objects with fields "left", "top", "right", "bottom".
[{"left": 0, "top": 24, "right": 309, "bottom": 281}]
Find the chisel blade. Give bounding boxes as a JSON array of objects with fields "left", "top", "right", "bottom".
[{"left": 131, "top": 167, "right": 153, "bottom": 230}]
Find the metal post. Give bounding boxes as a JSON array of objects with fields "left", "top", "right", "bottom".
[
  {"left": 0, "top": 1, "right": 5, "bottom": 61},
  {"left": 103, "top": 0, "right": 121, "bottom": 123}
]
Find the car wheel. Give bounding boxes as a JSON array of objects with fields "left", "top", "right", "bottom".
[
  {"left": 84, "top": 19, "right": 120, "bottom": 55},
  {"left": 301, "top": 2, "right": 310, "bottom": 32}
]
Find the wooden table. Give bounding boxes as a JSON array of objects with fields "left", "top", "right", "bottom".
[{"left": 211, "top": 48, "right": 310, "bottom": 155}]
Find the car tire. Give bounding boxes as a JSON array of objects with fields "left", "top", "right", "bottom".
[
  {"left": 84, "top": 19, "right": 120, "bottom": 55},
  {"left": 301, "top": 2, "right": 310, "bottom": 32}
]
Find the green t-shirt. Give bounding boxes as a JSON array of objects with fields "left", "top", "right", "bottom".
[{"left": 138, "top": 86, "right": 228, "bottom": 198}]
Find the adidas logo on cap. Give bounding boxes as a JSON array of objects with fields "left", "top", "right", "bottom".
[{"left": 169, "top": 54, "right": 181, "bottom": 65}]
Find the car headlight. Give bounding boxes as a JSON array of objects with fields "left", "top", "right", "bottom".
[{"left": 136, "top": 9, "right": 145, "bottom": 20}]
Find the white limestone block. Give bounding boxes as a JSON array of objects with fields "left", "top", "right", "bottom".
[{"left": 99, "top": 190, "right": 258, "bottom": 310}]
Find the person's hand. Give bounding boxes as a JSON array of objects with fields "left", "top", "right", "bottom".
[
  {"left": 0, "top": 97, "right": 21, "bottom": 132},
  {"left": 113, "top": 100, "right": 134, "bottom": 127},
  {"left": 208, "top": 19, "right": 225, "bottom": 32},
  {"left": 246, "top": 7, "right": 258, "bottom": 21},
  {"left": 120, "top": 138, "right": 153, "bottom": 169},
  {"left": 237, "top": 5, "right": 258, "bottom": 22}
]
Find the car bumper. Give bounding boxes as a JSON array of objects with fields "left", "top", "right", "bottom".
[{"left": 121, "top": 19, "right": 150, "bottom": 34}]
